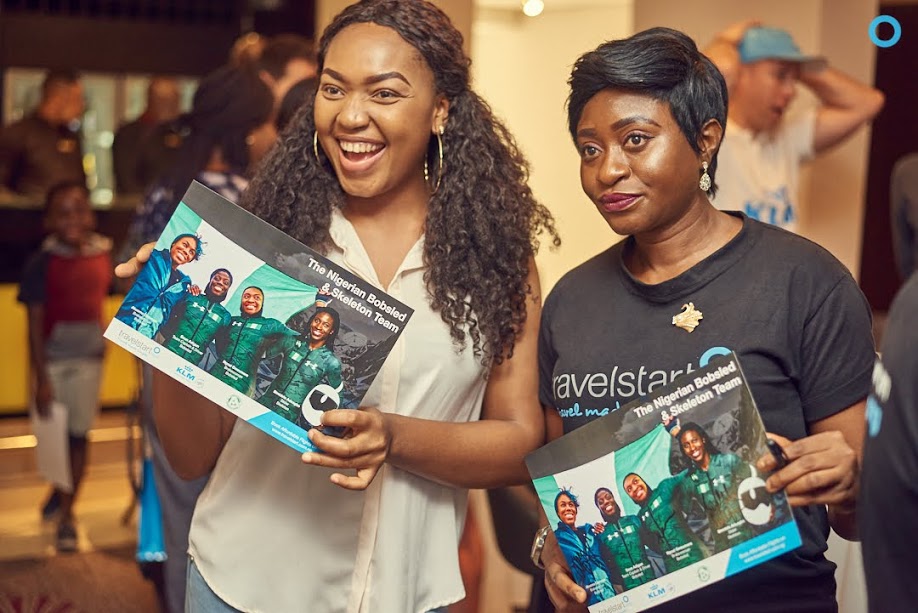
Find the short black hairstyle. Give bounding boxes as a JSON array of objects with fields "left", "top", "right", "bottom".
[
  {"left": 44, "top": 179, "right": 89, "bottom": 213},
  {"left": 240, "top": 285, "right": 265, "bottom": 317},
  {"left": 258, "top": 34, "right": 316, "bottom": 79},
  {"left": 42, "top": 69, "right": 80, "bottom": 98},
  {"left": 593, "top": 486, "right": 622, "bottom": 522},
  {"left": 310, "top": 305, "right": 341, "bottom": 349},
  {"left": 567, "top": 27, "right": 728, "bottom": 196}
]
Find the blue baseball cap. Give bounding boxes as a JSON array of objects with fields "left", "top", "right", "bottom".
[{"left": 738, "top": 27, "right": 826, "bottom": 69}]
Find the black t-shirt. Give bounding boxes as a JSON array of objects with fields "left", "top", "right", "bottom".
[
  {"left": 860, "top": 273, "right": 918, "bottom": 613},
  {"left": 539, "top": 214, "right": 875, "bottom": 612}
]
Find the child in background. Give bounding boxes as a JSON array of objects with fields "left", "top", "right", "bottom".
[{"left": 18, "top": 180, "right": 112, "bottom": 552}]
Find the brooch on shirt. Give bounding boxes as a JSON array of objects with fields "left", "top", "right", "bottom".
[{"left": 672, "top": 302, "right": 703, "bottom": 333}]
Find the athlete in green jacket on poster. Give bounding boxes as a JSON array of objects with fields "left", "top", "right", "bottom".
[
  {"left": 258, "top": 307, "right": 343, "bottom": 425},
  {"left": 593, "top": 487, "right": 657, "bottom": 590},
  {"left": 209, "top": 286, "right": 295, "bottom": 394},
  {"left": 162, "top": 269, "right": 233, "bottom": 365},
  {"left": 623, "top": 472, "right": 708, "bottom": 573},
  {"left": 675, "top": 421, "right": 757, "bottom": 552}
]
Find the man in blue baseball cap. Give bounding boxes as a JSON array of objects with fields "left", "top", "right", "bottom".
[{"left": 704, "top": 21, "right": 884, "bottom": 234}]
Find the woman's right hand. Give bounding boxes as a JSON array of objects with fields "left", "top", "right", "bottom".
[
  {"left": 114, "top": 242, "right": 156, "bottom": 279},
  {"left": 544, "top": 550, "right": 589, "bottom": 612}
]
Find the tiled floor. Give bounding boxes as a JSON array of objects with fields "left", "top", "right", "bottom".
[
  {"left": 0, "top": 408, "right": 533, "bottom": 612},
  {"left": 0, "top": 409, "right": 140, "bottom": 561}
]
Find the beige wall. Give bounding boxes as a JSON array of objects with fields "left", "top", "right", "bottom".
[{"left": 472, "top": 1, "right": 634, "bottom": 292}]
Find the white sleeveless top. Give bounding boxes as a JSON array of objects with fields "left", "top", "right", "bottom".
[{"left": 188, "top": 210, "right": 489, "bottom": 612}]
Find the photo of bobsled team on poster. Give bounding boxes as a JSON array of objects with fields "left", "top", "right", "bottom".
[
  {"left": 113, "top": 200, "right": 398, "bottom": 436},
  {"left": 531, "top": 366, "right": 796, "bottom": 607}
]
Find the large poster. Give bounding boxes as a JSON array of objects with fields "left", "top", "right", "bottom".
[
  {"left": 106, "top": 181, "right": 413, "bottom": 453},
  {"left": 527, "top": 353, "right": 801, "bottom": 612}
]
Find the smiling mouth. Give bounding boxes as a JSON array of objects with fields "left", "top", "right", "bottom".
[{"left": 339, "top": 140, "right": 384, "bottom": 163}]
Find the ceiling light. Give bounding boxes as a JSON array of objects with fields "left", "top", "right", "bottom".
[{"left": 522, "top": 0, "right": 544, "bottom": 17}]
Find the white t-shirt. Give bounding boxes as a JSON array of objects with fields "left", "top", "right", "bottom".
[
  {"left": 188, "top": 209, "right": 489, "bottom": 613},
  {"left": 713, "top": 111, "right": 816, "bottom": 233}
]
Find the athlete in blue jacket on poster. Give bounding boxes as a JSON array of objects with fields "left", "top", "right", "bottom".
[
  {"left": 553, "top": 489, "right": 617, "bottom": 605},
  {"left": 115, "top": 233, "right": 201, "bottom": 338}
]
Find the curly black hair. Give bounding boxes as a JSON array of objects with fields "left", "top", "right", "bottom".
[{"left": 241, "top": 0, "right": 559, "bottom": 364}]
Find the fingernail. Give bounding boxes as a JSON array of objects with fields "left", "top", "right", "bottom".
[{"left": 301, "top": 453, "right": 313, "bottom": 463}]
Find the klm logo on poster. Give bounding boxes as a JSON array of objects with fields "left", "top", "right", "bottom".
[
  {"left": 176, "top": 364, "right": 196, "bottom": 382},
  {"left": 645, "top": 582, "right": 676, "bottom": 602},
  {"left": 742, "top": 186, "right": 794, "bottom": 228}
]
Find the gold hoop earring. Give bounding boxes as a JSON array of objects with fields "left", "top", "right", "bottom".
[
  {"left": 431, "top": 126, "right": 444, "bottom": 194},
  {"left": 313, "top": 132, "right": 321, "bottom": 163},
  {"left": 699, "top": 161, "right": 711, "bottom": 192}
]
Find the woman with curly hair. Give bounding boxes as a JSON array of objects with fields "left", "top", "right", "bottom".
[{"left": 117, "top": 1, "right": 557, "bottom": 611}]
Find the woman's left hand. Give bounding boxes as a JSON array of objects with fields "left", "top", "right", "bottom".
[
  {"left": 301, "top": 407, "right": 392, "bottom": 490},
  {"left": 757, "top": 431, "right": 858, "bottom": 511}
]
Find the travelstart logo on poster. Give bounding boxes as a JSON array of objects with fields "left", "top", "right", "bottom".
[
  {"left": 116, "top": 328, "right": 161, "bottom": 358},
  {"left": 596, "top": 596, "right": 631, "bottom": 613}
]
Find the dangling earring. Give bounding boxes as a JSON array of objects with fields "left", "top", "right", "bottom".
[
  {"left": 699, "top": 161, "right": 711, "bottom": 192},
  {"left": 313, "top": 132, "right": 321, "bottom": 163}
]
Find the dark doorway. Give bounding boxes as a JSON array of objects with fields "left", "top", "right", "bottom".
[{"left": 860, "top": 4, "right": 918, "bottom": 312}]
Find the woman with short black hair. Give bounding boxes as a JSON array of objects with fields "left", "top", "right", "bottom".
[{"left": 537, "top": 27, "right": 873, "bottom": 612}]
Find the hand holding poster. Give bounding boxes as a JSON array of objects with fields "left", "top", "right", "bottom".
[
  {"left": 526, "top": 353, "right": 801, "bottom": 612},
  {"left": 106, "top": 181, "right": 413, "bottom": 453}
]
